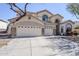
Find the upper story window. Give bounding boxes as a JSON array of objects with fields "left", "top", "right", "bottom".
[
  {"left": 42, "top": 15, "right": 48, "bottom": 21},
  {"left": 55, "top": 19, "right": 60, "bottom": 23}
]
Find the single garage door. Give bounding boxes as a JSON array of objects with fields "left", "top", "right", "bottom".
[{"left": 16, "top": 26, "right": 42, "bottom": 37}]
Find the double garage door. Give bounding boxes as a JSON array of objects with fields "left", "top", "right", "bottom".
[{"left": 16, "top": 26, "right": 42, "bottom": 37}]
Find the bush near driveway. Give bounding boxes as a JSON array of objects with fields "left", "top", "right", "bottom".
[{"left": 0, "top": 39, "right": 10, "bottom": 47}]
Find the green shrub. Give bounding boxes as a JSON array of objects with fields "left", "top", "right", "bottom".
[{"left": 75, "top": 26, "right": 79, "bottom": 29}]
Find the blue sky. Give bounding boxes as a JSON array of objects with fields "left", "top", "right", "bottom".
[{"left": 0, "top": 3, "right": 78, "bottom": 21}]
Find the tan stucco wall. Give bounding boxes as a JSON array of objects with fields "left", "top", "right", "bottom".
[
  {"left": 50, "top": 15, "right": 63, "bottom": 23},
  {"left": 14, "top": 15, "right": 44, "bottom": 26},
  {"left": 7, "top": 23, "right": 13, "bottom": 35}
]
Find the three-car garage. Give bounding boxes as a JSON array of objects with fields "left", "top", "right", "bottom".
[
  {"left": 15, "top": 21, "right": 43, "bottom": 37},
  {"left": 16, "top": 26, "right": 42, "bottom": 37}
]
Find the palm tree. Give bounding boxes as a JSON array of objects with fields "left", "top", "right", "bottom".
[{"left": 67, "top": 3, "right": 79, "bottom": 19}]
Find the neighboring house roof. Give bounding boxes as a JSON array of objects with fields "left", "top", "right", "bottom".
[
  {"left": 0, "top": 19, "right": 8, "bottom": 32},
  {"left": 0, "top": 19, "right": 8, "bottom": 23}
]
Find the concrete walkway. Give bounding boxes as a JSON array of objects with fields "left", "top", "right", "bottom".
[{"left": 0, "top": 36, "right": 79, "bottom": 56}]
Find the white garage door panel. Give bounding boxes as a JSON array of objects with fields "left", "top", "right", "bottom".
[
  {"left": 44, "top": 29, "right": 53, "bottom": 35},
  {"left": 16, "top": 28, "right": 42, "bottom": 37}
]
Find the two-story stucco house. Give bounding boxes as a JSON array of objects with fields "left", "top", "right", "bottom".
[
  {"left": 7, "top": 10, "right": 64, "bottom": 37},
  {"left": 7, "top": 9, "right": 77, "bottom": 37}
]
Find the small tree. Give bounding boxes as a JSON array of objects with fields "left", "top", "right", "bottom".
[
  {"left": 75, "top": 26, "right": 79, "bottom": 29},
  {"left": 8, "top": 3, "right": 29, "bottom": 22},
  {"left": 67, "top": 3, "right": 79, "bottom": 19},
  {"left": 73, "top": 31, "right": 78, "bottom": 36}
]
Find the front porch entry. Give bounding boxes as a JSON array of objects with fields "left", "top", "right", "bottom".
[
  {"left": 42, "top": 28, "right": 45, "bottom": 35},
  {"left": 11, "top": 27, "right": 16, "bottom": 36}
]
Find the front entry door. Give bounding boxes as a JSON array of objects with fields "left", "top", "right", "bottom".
[
  {"left": 56, "top": 24, "right": 60, "bottom": 35},
  {"left": 53, "top": 29, "right": 56, "bottom": 35},
  {"left": 11, "top": 27, "right": 16, "bottom": 36},
  {"left": 42, "top": 28, "right": 44, "bottom": 35}
]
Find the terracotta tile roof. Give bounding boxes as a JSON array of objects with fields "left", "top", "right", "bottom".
[
  {"left": 8, "top": 13, "right": 44, "bottom": 25},
  {"left": 49, "top": 14, "right": 64, "bottom": 19},
  {"left": 36, "top": 9, "right": 54, "bottom": 15},
  {"left": 8, "top": 17, "right": 20, "bottom": 22},
  {"left": 60, "top": 20, "right": 75, "bottom": 24},
  {"left": 8, "top": 10, "right": 63, "bottom": 25}
]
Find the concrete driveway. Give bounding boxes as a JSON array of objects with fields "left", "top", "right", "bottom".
[{"left": 0, "top": 36, "right": 79, "bottom": 56}]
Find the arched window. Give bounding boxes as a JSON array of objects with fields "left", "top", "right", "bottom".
[
  {"left": 55, "top": 19, "right": 59, "bottom": 23},
  {"left": 61, "top": 26, "right": 63, "bottom": 33},
  {"left": 42, "top": 15, "right": 48, "bottom": 21}
]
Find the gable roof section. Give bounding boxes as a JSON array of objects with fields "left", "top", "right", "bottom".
[
  {"left": 27, "top": 14, "right": 44, "bottom": 25},
  {"left": 61, "top": 20, "right": 75, "bottom": 24},
  {"left": 54, "top": 14, "right": 64, "bottom": 18},
  {"left": 8, "top": 17, "right": 19, "bottom": 22},
  {"left": 8, "top": 11, "right": 37, "bottom": 22},
  {"left": 49, "top": 14, "right": 64, "bottom": 19},
  {"left": 36, "top": 9, "right": 54, "bottom": 15},
  {"left": 9, "top": 14, "right": 44, "bottom": 25}
]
